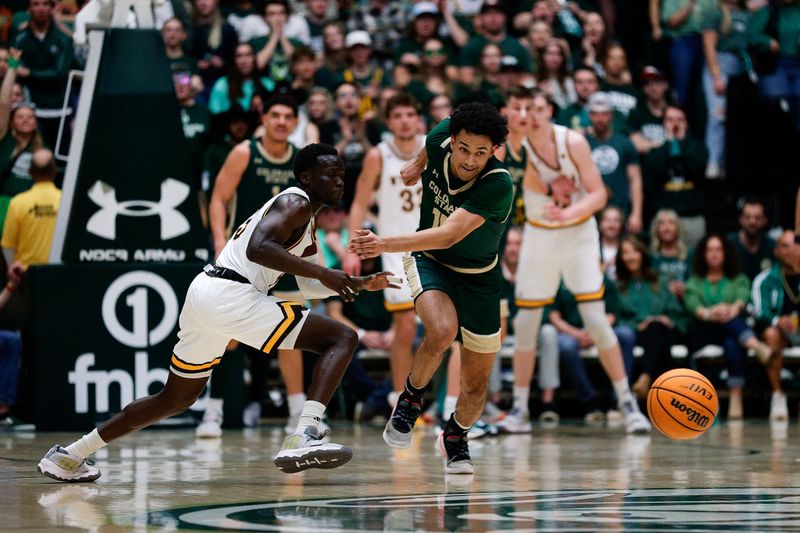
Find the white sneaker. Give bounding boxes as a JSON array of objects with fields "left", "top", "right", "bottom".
[
  {"left": 620, "top": 395, "right": 652, "bottom": 435},
  {"left": 770, "top": 392, "right": 788, "bottom": 421},
  {"left": 196, "top": 407, "right": 223, "bottom": 438},
  {"left": 285, "top": 414, "right": 329, "bottom": 435},
  {"left": 37, "top": 445, "right": 101, "bottom": 482},
  {"left": 243, "top": 401, "right": 261, "bottom": 428},
  {"left": 496, "top": 408, "right": 532, "bottom": 434},
  {"left": 273, "top": 426, "right": 352, "bottom": 474}
]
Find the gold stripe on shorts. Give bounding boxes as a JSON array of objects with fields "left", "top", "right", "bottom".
[
  {"left": 261, "top": 301, "right": 305, "bottom": 355},
  {"left": 171, "top": 354, "right": 223, "bottom": 373}
]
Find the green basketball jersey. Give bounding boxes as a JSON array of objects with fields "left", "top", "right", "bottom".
[
  {"left": 503, "top": 140, "right": 527, "bottom": 226},
  {"left": 418, "top": 118, "right": 513, "bottom": 272},
  {"left": 234, "top": 138, "right": 297, "bottom": 227}
]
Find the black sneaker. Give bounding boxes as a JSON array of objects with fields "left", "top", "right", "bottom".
[
  {"left": 382, "top": 391, "right": 422, "bottom": 449},
  {"left": 438, "top": 428, "right": 473, "bottom": 474}
]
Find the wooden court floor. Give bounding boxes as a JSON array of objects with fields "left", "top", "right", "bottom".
[{"left": 3, "top": 420, "right": 800, "bottom": 531}]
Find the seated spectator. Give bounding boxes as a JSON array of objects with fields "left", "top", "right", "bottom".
[
  {"left": 536, "top": 38, "right": 577, "bottom": 111},
  {"left": 315, "top": 22, "right": 347, "bottom": 91},
  {"left": 346, "top": 0, "right": 407, "bottom": 64},
  {"left": 0, "top": 261, "right": 22, "bottom": 426},
  {"left": 577, "top": 12, "right": 611, "bottom": 76},
  {"left": 685, "top": 233, "right": 772, "bottom": 419},
  {"left": 1, "top": 148, "right": 60, "bottom": 269},
  {"left": 453, "top": 42, "right": 506, "bottom": 107},
  {"left": 753, "top": 230, "right": 798, "bottom": 421},
  {"left": 599, "top": 44, "right": 639, "bottom": 118},
  {"left": 1, "top": 49, "right": 44, "bottom": 229},
  {"left": 728, "top": 197, "right": 775, "bottom": 281},
  {"left": 427, "top": 94, "right": 453, "bottom": 127},
  {"left": 556, "top": 66, "right": 628, "bottom": 134},
  {"left": 419, "top": 38, "right": 459, "bottom": 98},
  {"left": 701, "top": 0, "right": 752, "bottom": 178},
  {"left": 306, "top": 86, "right": 334, "bottom": 127},
  {"left": 340, "top": 31, "right": 388, "bottom": 117},
  {"left": 628, "top": 66, "right": 669, "bottom": 155},
  {"left": 394, "top": 2, "right": 444, "bottom": 62},
  {"left": 190, "top": 0, "right": 238, "bottom": 99},
  {"left": 522, "top": 20, "right": 553, "bottom": 59},
  {"left": 162, "top": 17, "right": 199, "bottom": 77},
  {"left": 616, "top": 235, "right": 687, "bottom": 398},
  {"left": 10, "top": 0, "right": 73, "bottom": 148},
  {"left": 651, "top": 208, "right": 692, "bottom": 299},
  {"left": 749, "top": 0, "right": 800, "bottom": 130},
  {"left": 251, "top": 0, "right": 304, "bottom": 84},
  {"left": 599, "top": 205, "right": 624, "bottom": 279},
  {"left": 209, "top": 43, "right": 274, "bottom": 115},
  {"left": 289, "top": 46, "right": 318, "bottom": 100},
  {"left": 586, "top": 92, "right": 643, "bottom": 231},
  {"left": 546, "top": 279, "right": 635, "bottom": 419},
  {"left": 642, "top": 105, "right": 708, "bottom": 248},
  {"left": 458, "top": 0, "right": 534, "bottom": 86}
]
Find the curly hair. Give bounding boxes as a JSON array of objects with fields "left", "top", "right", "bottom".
[
  {"left": 692, "top": 233, "right": 741, "bottom": 279},
  {"left": 293, "top": 143, "right": 340, "bottom": 179},
  {"left": 449, "top": 102, "right": 508, "bottom": 146}
]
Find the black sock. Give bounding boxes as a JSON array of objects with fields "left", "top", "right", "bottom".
[
  {"left": 444, "top": 415, "right": 469, "bottom": 437},
  {"left": 404, "top": 376, "right": 425, "bottom": 399}
]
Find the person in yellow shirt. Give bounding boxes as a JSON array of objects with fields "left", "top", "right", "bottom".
[{"left": 1, "top": 148, "right": 61, "bottom": 269}]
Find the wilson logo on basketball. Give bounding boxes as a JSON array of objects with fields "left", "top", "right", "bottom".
[
  {"left": 670, "top": 398, "right": 710, "bottom": 428},
  {"left": 684, "top": 383, "right": 714, "bottom": 401}
]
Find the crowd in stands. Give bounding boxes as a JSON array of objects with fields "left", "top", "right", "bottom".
[{"left": 0, "top": 0, "right": 799, "bottom": 427}]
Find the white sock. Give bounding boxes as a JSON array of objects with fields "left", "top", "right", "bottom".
[
  {"left": 66, "top": 429, "right": 107, "bottom": 460},
  {"left": 452, "top": 414, "right": 471, "bottom": 431},
  {"left": 513, "top": 386, "right": 530, "bottom": 413},
  {"left": 203, "top": 398, "right": 223, "bottom": 420},
  {"left": 287, "top": 393, "right": 306, "bottom": 417},
  {"left": 613, "top": 378, "right": 632, "bottom": 406},
  {"left": 443, "top": 395, "right": 458, "bottom": 421},
  {"left": 295, "top": 400, "right": 326, "bottom": 433}
]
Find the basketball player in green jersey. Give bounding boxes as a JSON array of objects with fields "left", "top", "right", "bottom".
[
  {"left": 349, "top": 103, "right": 513, "bottom": 474},
  {"left": 207, "top": 94, "right": 306, "bottom": 436}
]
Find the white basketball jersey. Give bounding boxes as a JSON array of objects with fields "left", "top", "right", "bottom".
[
  {"left": 522, "top": 124, "right": 587, "bottom": 227},
  {"left": 217, "top": 187, "right": 317, "bottom": 293},
  {"left": 376, "top": 137, "right": 424, "bottom": 236}
]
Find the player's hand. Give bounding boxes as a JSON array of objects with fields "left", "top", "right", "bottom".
[
  {"left": 543, "top": 202, "right": 572, "bottom": 222},
  {"left": 668, "top": 279, "right": 686, "bottom": 299},
  {"left": 353, "top": 271, "right": 401, "bottom": 292},
  {"left": 777, "top": 315, "right": 797, "bottom": 334},
  {"left": 577, "top": 330, "right": 594, "bottom": 348},
  {"left": 342, "top": 251, "right": 362, "bottom": 276},
  {"left": 655, "top": 315, "right": 674, "bottom": 329},
  {"left": 348, "top": 229, "right": 386, "bottom": 259},
  {"left": 320, "top": 269, "right": 359, "bottom": 302},
  {"left": 551, "top": 174, "right": 577, "bottom": 206},
  {"left": 400, "top": 158, "right": 424, "bottom": 186}
]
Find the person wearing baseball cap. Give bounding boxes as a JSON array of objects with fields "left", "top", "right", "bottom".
[
  {"left": 342, "top": 30, "right": 388, "bottom": 116},
  {"left": 629, "top": 66, "right": 670, "bottom": 155},
  {"left": 394, "top": 2, "right": 443, "bottom": 61},
  {"left": 458, "top": 0, "right": 534, "bottom": 86}
]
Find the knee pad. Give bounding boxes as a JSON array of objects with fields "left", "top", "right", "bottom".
[
  {"left": 578, "top": 301, "right": 617, "bottom": 351},
  {"left": 513, "top": 308, "right": 544, "bottom": 351}
]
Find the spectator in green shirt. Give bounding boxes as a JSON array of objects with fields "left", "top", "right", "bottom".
[
  {"left": 251, "top": 0, "right": 304, "bottom": 84},
  {"left": 556, "top": 66, "right": 629, "bottom": 135},
  {"left": 650, "top": 208, "right": 693, "bottom": 300},
  {"left": 163, "top": 17, "right": 200, "bottom": 80},
  {"left": 615, "top": 235, "right": 687, "bottom": 398},
  {"left": 685, "top": 233, "right": 772, "bottom": 419},
  {"left": 208, "top": 43, "right": 275, "bottom": 114},
  {"left": 628, "top": 66, "right": 669, "bottom": 155},
  {"left": 727, "top": 197, "right": 775, "bottom": 281},
  {"left": 600, "top": 45, "right": 640, "bottom": 119}
]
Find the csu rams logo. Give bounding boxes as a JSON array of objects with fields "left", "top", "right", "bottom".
[{"left": 86, "top": 179, "right": 191, "bottom": 240}]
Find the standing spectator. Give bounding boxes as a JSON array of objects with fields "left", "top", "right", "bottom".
[
  {"left": 1, "top": 148, "right": 60, "bottom": 268},
  {"left": 728, "top": 197, "right": 775, "bottom": 281},
  {"left": 10, "top": 0, "right": 73, "bottom": 149},
  {"left": 578, "top": 11, "right": 612, "bottom": 76},
  {"left": 642, "top": 105, "right": 708, "bottom": 248},
  {"left": 599, "top": 205, "right": 624, "bottom": 279},
  {"left": 340, "top": 31, "right": 387, "bottom": 117},
  {"left": 209, "top": 43, "right": 275, "bottom": 114},
  {"left": 600, "top": 44, "right": 640, "bottom": 118},
  {"left": 175, "top": 70, "right": 211, "bottom": 218},
  {"left": 251, "top": 0, "right": 303, "bottom": 85},
  {"left": 458, "top": 0, "right": 534, "bottom": 85},
  {"left": 0, "top": 261, "right": 22, "bottom": 427},
  {"left": 427, "top": 93, "right": 453, "bottom": 127},
  {"left": 556, "top": 66, "right": 628, "bottom": 134},
  {"left": 523, "top": 20, "right": 554, "bottom": 59},
  {"left": 300, "top": 0, "right": 333, "bottom": 56},
  {"left": 650, "top": 0, "right": 717, "bottom": 107},
  {"left": 395, "top": 3, "right": 444, "bottom": 62},
  {"left": 628, "top": 66, "right": 669, "bottom": 155},
  {"left": 685, "top": 233, "right": 772, "bottom": 419},
  {"left": 419, "top": 38, "right": 458, "bottom": 97},
  {"left": 191, "top": 0, "right": 238, "bottom": 99},
  {"left": 616, "top": 235, "right": 687, "bottom": 398},
  {"left": 750, "top": 0, "right": 800, "bottom": 130},
  {"left": 651, "top": 208, "right": 693, "bottom": 299},
  {"left": 753, "top": 230, "right": 799, "bottom": 421},
  {"left": 306, "top": 86, "right": 334, "bottom": 127},
  {"left": 701, "top": 0, "right": 752, "bottom": 178},
  {"left": 162, "top": 17, "right": 199, "bottom": 77},
  {"left": 345, "top": 0, "right": 407, "bottom": 64},
  {"left": 289, "top": 45, "right": 318, "bottom": 100},
  {"left": 536, "top": 38, "right": 577, "bottom": 110},
  {"left": 586, "top": 92, "right": 643, "bottom": 231},
  {"left": 319, "top": 82, "right": 382, "bottom": 211},
  {"left": 315, "top": 22, "right": 347, "bottom": 91}
]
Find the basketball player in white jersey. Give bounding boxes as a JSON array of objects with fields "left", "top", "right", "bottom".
[
  {"left": 343, "top": 93, "right": 425, "bottom": 408},
  {"left": 37, "top": 144, "right": 398, "bottom": 482},
  {"left": 506, "top": 89, "right": 651, "bottom": 434}
]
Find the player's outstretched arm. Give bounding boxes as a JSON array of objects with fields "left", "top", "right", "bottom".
[
  {"left": 344, "top": 146, "right": 382, "bottom": 275},
  {"left": 246, "top": 195, "right": 359, "bottom": 301},
  {"left": 209, "top": 141, "right": 250, "bottom": 257},
  {"left": 543, "top": 132, "right": 607, "bottom": 223},
  {"left": 399, "top": 145, "right": 428, "bottom": 186},
  {"left": 348, "top": 208, "right": 485, "bottom": 259}
]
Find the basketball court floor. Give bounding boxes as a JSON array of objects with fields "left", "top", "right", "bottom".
[{"left": 3, "top": 420, "right": 800, "bottom": 531}]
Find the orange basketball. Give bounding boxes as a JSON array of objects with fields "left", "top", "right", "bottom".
[{"left": 647, "top": 368, "right": 718, "bottom": 440}]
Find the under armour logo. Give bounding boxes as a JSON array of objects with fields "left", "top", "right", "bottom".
[
  {"left": 86, "top": 179, "right": 191, "bottom": 240},
  {"left": 432, "top": 169, "right": 439, "bottom": 179}
]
